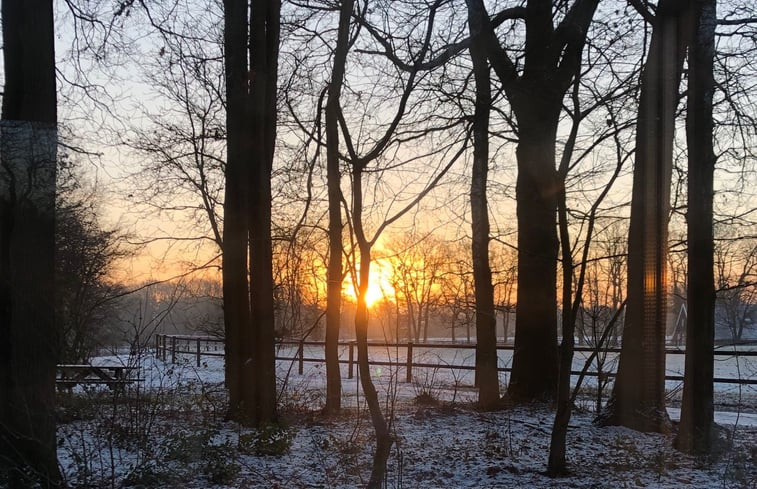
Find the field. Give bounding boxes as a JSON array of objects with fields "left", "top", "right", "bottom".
[{"left": 55, "top": 344, "right": 757, "bottom": 488}]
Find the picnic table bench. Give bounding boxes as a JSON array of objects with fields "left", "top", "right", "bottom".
[{"left": 56, "top": 364, "right": 143, "bottom": 390}]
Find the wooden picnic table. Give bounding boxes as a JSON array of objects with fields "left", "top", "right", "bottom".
[{"left": 56, "top": 364, "right": 142, "bottom": 390}]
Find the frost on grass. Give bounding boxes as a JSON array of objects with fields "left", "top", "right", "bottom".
[{"left": 56, "top": 351, "right": 757, "bottom": 488}]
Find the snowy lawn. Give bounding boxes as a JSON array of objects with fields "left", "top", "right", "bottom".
[{"left": 55, "top": 349, "right": 757, "bottom": 488}]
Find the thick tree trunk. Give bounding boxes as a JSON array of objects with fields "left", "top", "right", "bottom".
[
  {"left": 508, "top": 120, "right": 560, "bottom": 402},
  {"left": 468, "top": 4, "right": 499, "bottom": 409},
  {"left": 248, "top": 0, "right": 280, "bottom": 425},
  {"left": 222, "top": 0, "right": 279, "bottom": 427},
  {"left": 0, "top": 0, "right": 61, "bottom": 486},
  {"left": 324, "top": 0, "right": 353, "bottom": 415},
  {"left": 675, "top": 0, "right": 717, "bottom": 454},
  {"left": 466, "top": 0, "right": 599, "bottom": 403},
  {"left": 601, "top": 0, "right": 688, "bottom": 433},
  {"left": 223, "top": 0, "right": 251, "bottom": 420}
]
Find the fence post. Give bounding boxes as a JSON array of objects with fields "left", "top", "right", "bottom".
[
  {"left": 171, "top": 336, "right": 176, "bottom": 364},
  {"left": 162, "top": 335, "right": 167, "bottom": 362},
  {"left": 406, "top": 341, "right": 413, "bottom": 383},
  {"left": 196, "top": 338, "right": 201, "bottom": 367},
  {"left": 155, "top": 334, "right": 160, "bottom": 359},
  {"left": 348, "top": 341, "right": 355, "bottom": 379},
  {"left": 298, "top": 340, "right": 304, "bottom": 375}
]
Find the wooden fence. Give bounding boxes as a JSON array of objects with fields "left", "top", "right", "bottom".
[{"left": 154, "top": 334, "right": 757, "bottom": 386}]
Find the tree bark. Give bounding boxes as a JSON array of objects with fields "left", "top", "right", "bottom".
[
  {"left": 324, "top": 0, "right": 354, "bottom": 415},
  {"left": 222, "top": 0, "right": 252, "bottom": 422},
  {"left": 675, "top": 0, "right": 717, "bottom": 454},
  {"left": 351, "top": 163, "right": 393, "bottom": 488},
  {"left": 547, "top": 189, "right": 574, "bottom": 476},
  {"left": 0, "top": 0, "right": 61, "bottom": 486},
  {"left": 509, "top": 117, "right": 560, "bottom": 401},
  {"left": 466, "top": 0, "right": 599, "bottom": 402},
  {"left": 601, "top": 0, "right": 689, "bottom": 433},
  {"left": 467, "top": 2, "right": 500, "bottom": 409},
  {"left": 222, "top": 0, "right": 279, "bottom": 427}
]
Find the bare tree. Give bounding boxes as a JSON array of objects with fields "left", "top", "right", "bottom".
[
  {"left": 385, "top": 233, "right": 445, "bottom": 343},
  {"left": 548, "top": 61, "right": 632, "bottom": 474},
  {"left": 0, "top": 0, "right": 61, "bottom": 485},
  {"left": 466, "top": 0, "right": 499, "bottom": 408},
  {"left": 438, "top": 243, "right": 476, "bottom": 343},
  {"left": 324, "top": 0, "right": 354, "bottom": 415},
  {"left": 676, "top": 0, "right": 718, "bottom": 455},
  {"left": 334, "top": 3, "right": 469, "bottom": 483},
  {"left": 56, "top": 165, "right": 128, "bottom": 363},
  {"left": 466, "top": 0, "right": 600, "bottom": 402},
  {"left": 601, "top": 0, "right": 690, "bottom": 433},
  {"left": 714, "top": 234, "right": 757, "bottom": 341},
  {"left": 222, "top": 0, "right": 280, "bottom": 427}
]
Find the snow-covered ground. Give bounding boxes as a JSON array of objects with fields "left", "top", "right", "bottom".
[{"left": 55, "top": 347, "right": 757, "bottom": 488}]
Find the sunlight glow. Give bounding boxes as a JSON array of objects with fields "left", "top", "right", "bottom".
[{"left": 345, "top": 260, "right": 396, "bottom": 308}]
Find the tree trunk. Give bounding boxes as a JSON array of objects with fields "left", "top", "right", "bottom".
[
  {"left": 601, "top": 0, "right": 689, "bottom": 433},
  {"left": 547, "top": 190, "right": 574, "bottom": 476},
  {"left": 223, "top": 0, "right": 251, "bottom": 421},
  {"left": 0, "top": 0, "right": 61, "bottom": 485},
  {"left": 422, "top": 303, "right": 430, "bottom": 343},
  {"left": 675, "top": 0, "right": 717, "bottom": 454},
  {"left": 323, "top": 0, "right": 353, "bottom": 415},
  {"left": 468, "top": 3, "right": 499, "bottom": 409},
  {"left": 351, "top": 160, "right": 392, "bottom": 487},
  {"left": 248, "top": 0, "right": 280, "bottom": 425},
  {"left": 466, "top": 0, "right": 599, "bottom": 403},
  {"left": 355, "top": 251, "right": 392, "bottom": 489},
  {"left": 508, "top": 118, "right": 560, "bottom": 401},
  {"left": 222, "top": 0, "right": 279, "bottom": 427},
  {"left": 502, "top": 310, "right": 510, "bottom": 344}
]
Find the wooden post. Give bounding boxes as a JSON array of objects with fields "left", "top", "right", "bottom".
[
  {"left": 406, "top": 341, "right": 413, "bottom": 383},
  {"left": 171, "top": 336, "right": 176, "bottom": 364},
  {"left": 196, "top": 338, "right": 201, "bottom": 367},
  {"left": 348, "top": 340, "right": 355, "bottom": 379},
  {"left": 155, "top": 334, "right": 160, "bottom": 359},
  {"left": 162, "top": 335, "right": 167, "bottom": 362},
  {"left": 298, "top": 340, "right": 304, "bottom": 375}
]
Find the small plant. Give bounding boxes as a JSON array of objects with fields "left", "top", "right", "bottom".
[
  {"left": 722, "top": 450, "right": 757, "bottom": 489},
  {"left": 414, "top": 391, "right": 437, "bottom": 406},
  {"left": 123, "top": 461, "right": 175, "bottom": 487},
  {"left": 156, "top": 426, "right": 241, "bottom": 485},
  {"left": 163, "top": 428, "right": 216, "bottom": 463},
  {"left": 239, "top": 423, "right": 295, "bottom": 456},
  {"left": 201, "top": 443, "right": 240, "bottom": 484},
  {"left": 412, "top": 363, "right": 443, "bottom": 404}
]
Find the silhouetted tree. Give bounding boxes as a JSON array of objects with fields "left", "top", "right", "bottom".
[
  {"left": 222, "top": 0, "right": 280, "bottom": 427},
  {"left": 466, "top": 0, "right": 499, "bottom": 409},
  {"left": 601, "top": 0, "right": 690, "bottom": 433},
  {"left": 676, "top": 0, "right": 717, "bottom": 454},
  {"left": 466, "top": 0, "right": 600, "bottom": 402},
  {"left": 323, "top": 0, "right": 354, "bottom": 415},
  {"left": 0, "top": 0, "right": 61, "bottom": 485}
]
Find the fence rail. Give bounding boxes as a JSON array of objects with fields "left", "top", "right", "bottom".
[{"left": 153, "top": 334, "right": 757, "bottom": 386}]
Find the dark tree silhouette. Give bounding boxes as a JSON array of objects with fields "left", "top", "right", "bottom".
[
  {"left": 601, "top": 0, "right": 690, "bottom": 433},
  {"left": 0, "top": 0, "right": 62, "bottom": 485},
  {"left": 222, "top": 0, "right": 280, "bottom": 427},
  {"left": 323, "top": 0, "right": 355, "bottom": 415},
  {"left": 676, "top": 0, "right": 717, "bottom": 454},
  {"left": 466, "top": 0, "right": 500, "bottom": 409},
  {"left": 466, "top": 0, "right": 599, "bottom": 402}
]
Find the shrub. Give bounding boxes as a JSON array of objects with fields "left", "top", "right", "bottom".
[{"left": 239, "top": 423, "right": 295, "bottom": 456}]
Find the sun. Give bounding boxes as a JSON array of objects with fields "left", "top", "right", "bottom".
[
  {"left": 364, "top": 276, "right": 392, "bottom": 307},
  {"left": 345, "top": 260, "right": 396, "bottom": 308}
]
